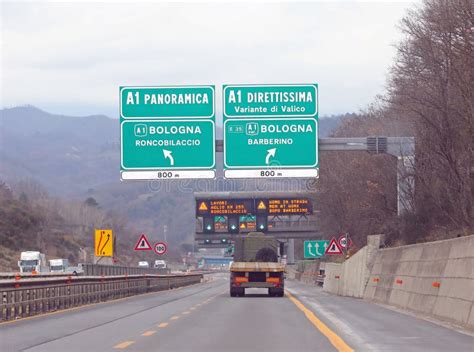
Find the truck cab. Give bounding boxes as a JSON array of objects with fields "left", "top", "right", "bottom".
[{"left": 18, "top": 251, "right": 48, "bottom": 273}]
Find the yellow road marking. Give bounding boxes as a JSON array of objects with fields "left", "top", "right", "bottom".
[
  {"left": 286, "top": 291, "right": 353, "bottom": 352},
  {"left": 182, "top": 311, "right": 190, "bottom": 315},
  {"left": 158, "top": 322, "right": 169, "bottom": 328},
  {"left": 170, "top": 315, "right": 180, "bottom": 320},
  {"left": 142, "top": 330, "right": 156, "bottom": 336},
  {"left": 114, "top": 341, "right": 135, "bottom": 349}
]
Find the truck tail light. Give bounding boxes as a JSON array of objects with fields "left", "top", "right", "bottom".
[
  {"left": 266, "top": 277, "right": 280, "bottom": 284},
  {"left": 234, "top": 277, "right": 248, "bottom": 283}
]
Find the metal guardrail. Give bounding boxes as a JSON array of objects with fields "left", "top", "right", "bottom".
[
  {"left": 0, "top": 264, "right": 170, "bottom": 280},
  {"left": 81, "top": 263, "right": 170, "bottom": 276},
  {"left": 0, "top": 273, "right": 202, "bottom": 322}
]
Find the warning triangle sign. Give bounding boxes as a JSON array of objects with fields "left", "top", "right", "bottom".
[
  {"left": 325, "top": 238, "right": 343, "bottom": 255},
  {"left": 134, "top": 234, "right": 152, "bottom": 251},
  {"left": 257, "top": 201, "right": 267, "bottom": 210},
  {"left": 199, "top": 202, "right": 208, "bottom": 211},
  {"left": 240, "top": 223, "right": 246, "bottom": 229}
]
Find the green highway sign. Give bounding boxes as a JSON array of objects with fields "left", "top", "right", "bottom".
[
  {"left": 224, "top": 118, "right": 318, "bottom": 167},
  {"left": 223, "top": 84, "right": 318, "bottom": 118},
  {"left": 223, "top": 84, "right": 319, "bottom": 179},
  {"left": 121, "top": 120, "right": 215, "bottom": 169},
  {"left": 304, "top": 240, "right": 329, "bottom": 259},
  {"left": 120, "top": 86, "right": 215, "bottom": 119},
  {"left": 120, "top": 85, "right": 216, "bottom": 180}
]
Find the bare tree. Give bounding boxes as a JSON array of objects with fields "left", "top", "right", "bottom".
[{"left": 387, "top": 0, "right": 473, "bottom": 231}]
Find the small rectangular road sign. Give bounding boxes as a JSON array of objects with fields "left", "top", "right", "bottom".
[
  {"left": 304, "top": 240, "right": 329, "bottom": 259},
  {"left": 95, "top": 229, "right": 113, "bottom": 257}
]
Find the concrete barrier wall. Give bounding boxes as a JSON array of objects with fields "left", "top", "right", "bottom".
[
  {"left": 301, "top": 262, "right": 320, "bottom": 283},
  {"left": 323, "top": 235, "right": 382, "bottom": 297},
  {"left": 323, "top": 263, "right": 342, "bottom": 294},
  {"left": 364, "top": 235, "right": 474, "bottom": 330}
]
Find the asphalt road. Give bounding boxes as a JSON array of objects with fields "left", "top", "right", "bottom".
[{"left": 1, "top": 274, "right": 473, "bottom": 352}]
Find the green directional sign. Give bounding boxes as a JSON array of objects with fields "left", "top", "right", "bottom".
[
  {"left": 120, "top": 85, "right": 216, "bottom": 180},
  {"left": 304, "top": 240, "right": 329, "bottom": 259},
  {"left": 224, "top": 84, "right": 318, "bottom": 118},
  {"left": 121, "top": 120, "right": 215, "bottom": 169},
  {"left": 120, "top": 86, "right": 215, "bottom": 119},
  {"left": 223, "top": 84, "right": 319, "bottom": 179},
  {"left": 224, "top": 118, "right": 318, "bottom": 168}
]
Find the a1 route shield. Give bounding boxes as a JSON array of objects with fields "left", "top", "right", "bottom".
[
  {"left": 304, "top": 240, "right": 329, "bottom": 259},
  {"left": 121, "top": 120, "right": 215, "bottom": 170},
  {"left": 224, "top": 118, "right": 318, "bottom": 168}
]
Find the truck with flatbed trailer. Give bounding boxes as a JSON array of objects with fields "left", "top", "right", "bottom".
[{"left": 229, "top": 232, "right": 285, "bottom": 297}]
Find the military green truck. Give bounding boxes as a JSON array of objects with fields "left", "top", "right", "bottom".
[{"left": 230, "top": 232, "right": 285, "bottom": 297}]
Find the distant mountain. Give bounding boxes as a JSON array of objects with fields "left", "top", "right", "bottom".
[
  {"left": 0, "top": 106, "right": 350, "bottom": 246},
  {"left": 0, "top": 106, "right": 119, "bottom": 195}
]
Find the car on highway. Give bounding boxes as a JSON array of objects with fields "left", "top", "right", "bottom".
[{"left": 138, "top": 261, "right": 150, "bottom": 268}]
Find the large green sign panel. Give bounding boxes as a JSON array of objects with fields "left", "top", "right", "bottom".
[
  {"left": 224, "top": 84, "right": 318, "bottom": 118},
  {"left": 224, "top": 118, "right": 318, "bottom": 168},
  {"left": 121, "top": 120, "right": 215, "bottom": 169},
  {"left": 304, "top": 240, "right": 329, "bottom": 259},
  {"left": 120, "top": 86, "right": 214, "bottom": 119},
  {"left": 223, "top": 84, "right": 319, "bottom": 179},
  {"left": 120, "top": 85, "right": 215, "bottom": 180}
]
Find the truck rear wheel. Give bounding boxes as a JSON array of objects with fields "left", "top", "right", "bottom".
[
  {"left": 230, "top": 287, "right": 244, "bottom": 297},
  {"left": 269, "top": 288, "right": 284, "bottom": 297}
]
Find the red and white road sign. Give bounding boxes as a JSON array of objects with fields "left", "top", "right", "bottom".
[
  {"left": 338, "top": 235, "right": 353, "bottom": 249},
  {"left": 134, "top": 234, "right": 152, "bottom": 251},
  {"left": 325, "top": 238, "right": 343, "bottom": 255},
  {"left": 153, "top": 242, "right": 168, "bottom": 255}
]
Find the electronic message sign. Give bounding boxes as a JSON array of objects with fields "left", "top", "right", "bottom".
[
  {"left": 256, "top": 198, "right": 313, "bottom": 215},
  {"left": 196, "top": 199, "right": 254, "bottom": 216}
]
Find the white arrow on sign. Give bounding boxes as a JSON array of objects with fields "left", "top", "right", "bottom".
[
  {"left": 307, "top": 242, "right": 316, "bottom": 257},
  {"left": 265, "top": 148, "right": 276, "bottom": 165},
  {"left": 315, "top": 242, "right": 328, "bottom": 257},
  {"left": 163, "top": 149, "right": 174, "bottom": 166}
]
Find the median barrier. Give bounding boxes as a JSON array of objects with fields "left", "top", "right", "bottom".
[{"left": 0, "top": 273, "right": 202, "bottom": 322}]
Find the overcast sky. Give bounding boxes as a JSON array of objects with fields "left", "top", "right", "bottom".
[{"left": 1, "top": 1, "right": 417, "bottom": 118}]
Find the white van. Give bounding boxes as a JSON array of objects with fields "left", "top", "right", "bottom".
[
  {"left": 49, "top": 259, "right": 69, "bottom": 272},
  {"left": 154, "top": 260, "right": 167, "bottom": 269}
]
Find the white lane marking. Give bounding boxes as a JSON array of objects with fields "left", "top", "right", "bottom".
[{"left": 286, "top": 287, "right": 375, "bottom": 352}]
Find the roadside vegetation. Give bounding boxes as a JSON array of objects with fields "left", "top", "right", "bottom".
[{"left": 318, "top": 0, "right": 473, "bottom": 247}]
